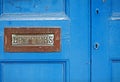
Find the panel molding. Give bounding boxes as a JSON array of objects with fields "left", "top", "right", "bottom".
[
  {"left": 110, "top": 0, "right": 120, "bottom": 20},
  {"left": 0, "top": 0, "right": 70, "bottom": 20}
]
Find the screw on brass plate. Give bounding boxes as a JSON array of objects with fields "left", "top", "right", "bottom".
[{"left": 94, "top": 42, "right": 100, "bottom": 50}]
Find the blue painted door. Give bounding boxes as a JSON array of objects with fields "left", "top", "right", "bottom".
[
  {"left": 0, "top": 0, "right": 90, "bottom": 82},
  {"left": 92, "top": 0, "right": 120, "bottom": 82}
]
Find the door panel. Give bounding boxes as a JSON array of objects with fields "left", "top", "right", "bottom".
[
  {"left": 112, "top": 61, "right": 120, "bottom": 82},
  {"left": 0, "top": 0, "right": 90, "bottom": 82},
  {"left": 3, "top": 0, "right": 64, "bottom": 13},
  {"left": 92, "top": 0, "right": 120, "bottom": 82},
  {"left": 2, "top": 61, "right": 65, "bottom": 82}
]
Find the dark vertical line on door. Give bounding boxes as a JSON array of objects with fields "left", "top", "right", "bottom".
[{"left": 90, "top": 0, "right": 92, "bottom": 82}]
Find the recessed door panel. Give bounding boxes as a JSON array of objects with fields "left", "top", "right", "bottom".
[
  {"left": 1, "top": 61, "right": 65, "bottom": 82},
  {"left": 3, "top": 0, "right": 65, "bottom": 13}
]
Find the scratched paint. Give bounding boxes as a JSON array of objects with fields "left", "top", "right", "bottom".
[{"left": 3, "top": 0, "right": 64, "bottom": 13}]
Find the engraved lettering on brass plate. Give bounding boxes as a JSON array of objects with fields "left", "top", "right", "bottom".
[{"left": 12, "top": 34, "right": 54, "bottom": 46}]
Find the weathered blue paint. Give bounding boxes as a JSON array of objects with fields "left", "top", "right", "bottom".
[{"left": 0, "top": 0, "right": 90, "bottom": 82}]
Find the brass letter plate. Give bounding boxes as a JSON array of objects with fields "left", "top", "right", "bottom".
[{"left": 4, "top": 28, "right": 60, "bottom": 52}]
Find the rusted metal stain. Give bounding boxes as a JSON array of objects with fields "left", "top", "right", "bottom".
[{"left": 4, "top": 28, "right": 60, "bottom": 52}]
